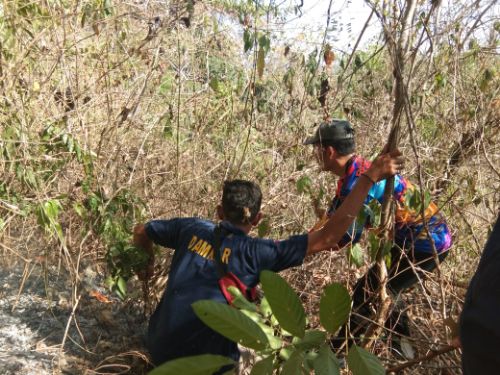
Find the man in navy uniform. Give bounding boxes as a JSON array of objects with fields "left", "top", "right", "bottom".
[{"left": 133, "top": 149, "right": 402, "bottom": 368}]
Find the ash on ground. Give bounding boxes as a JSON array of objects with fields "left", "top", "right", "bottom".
[{"left": 0, "top": 263, "right": 150, "bottom": 374}]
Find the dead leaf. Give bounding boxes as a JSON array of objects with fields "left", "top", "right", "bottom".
[
  {"left": 324, "top": 44, "right": 335, "bottom": 66},
  {"left": 257, "top": 48, "right": 265, "bottom": 78},
  {"left": 90, "top": 290, "right": 112, "bottom": 303}
]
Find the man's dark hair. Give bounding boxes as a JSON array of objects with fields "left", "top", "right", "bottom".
[
  {"left": 319, "top": 138, "right": 355, "bottom": 156},
  {"left": 222, "top": 180, "right": 262, "bottom": 225}
]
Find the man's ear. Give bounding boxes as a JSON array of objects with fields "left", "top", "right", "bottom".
[
  {"left": 325, "top": 145, "right": 336, "bottom": 160},
  {"left": 251, "top": 212, "right": 262, "bottom": 226},
  {"left": 216, "top": 205, "right": 224, "bottom": 220}
]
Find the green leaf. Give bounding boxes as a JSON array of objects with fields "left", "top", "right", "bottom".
[
  {"left": 319, "top": 283, "right": 351, "bottom": 334},
  {"left": 81, "top": 4, "right": 91, "bottom": 27},
  {"left": 159, "top": 74, "right": 174, "bottom": 94},
  {"left": 354, "top": 54, "right": 362, "bottom": 69},
  {"left": 249, "top": 317, "right": 282, "bottom": 350},
  {"left": 103, "top": 0, "right": 113, "bottom": 16},
  {"left": 384, "top": 250, "right": 392, "bottom": 269},
  {"left": 382, "top": 241, "right": 393, "bottom": 257},
  {"left": 305, "top": 48, "right": 318, "bottom": 74},
  {"left": 368, "top": 199, "right": 382, "bottom": 227},
  {"left": 116, "top": 276, "right": 127, "bottom": 298},
  {"left": 292, "top": 329, "right": 326, "bottom": 350},
  {"left": 260, "top": 271, "right": 306, "bottom": 338},
  {"left": 192, "top": 300, "right": 269, "bottom": 350},
  {"left": 250, "top": 355, "right": 274, "bottom": 375},
  {"left": 405, "top": 187, "right": 432, "bottom": 213},
  {"left": 258, "top": 34, "right": 271, "bottom": 53},
  {"left": 46, "top": 199, "right": 61, "bottom": 219},
  {"left": 148, "top": 354, "right": 234, "bottom": 375},
  {"left": 74, "top": 143, "right": 82, "bottom": 161},
  {"left": 368, "top": 232, "right": 380, "bottom": 262},
  {"left": 410, "top": 190, "right": 420, "bottom": 209},
  {"left": 347, "top": 345, "right": 385, "bottom": 375},
  {"left": 240, "top": 309, "right": 263, "bottom": 323},
  {"left": 209, "top": 77, "right": 220, "bottom": 92},
  {"left": 371, "top": 238, "right": 393, "bottom": 263},
  {"left": 53, "top": 222, "right": 64, "bottom": 241},
  {"left": 348, "top": 244, "right": 364, "bottom": 268},
  {"left": 227, "top": 286, "right": 258, "bottom": 312},
  {"left": 280, "top": 347, "right": 293, "bottom": 361},
  {"left": 281, "top": 350, "right": 304, "bottom": 375},
  {"left": 306, "top": 76, "right": 318, "bottom": 96},
  {"left": 422, "top": 190, "right": 432, "bottom": 212},
  {"left": 434, "top": 72, "right": 447, "bottom": 88},
  {"left": 304, "top": 350, "right": 319, "bottom": 371},
  {"left": 243, "top": 29, "right": 253, "bottom": 52},
  {"left": 283, "top": 68, "right": 295, "bottom": 93},
  {"left": 313, "top": 345, "right": 340, "bottom": 375},
  {"left": 257, "top": 218, "right": 270, "bottom": 238},
  {"left": 356, "top": 204, "right": 373, "bottom": 227},
  {"left": 260, "top": 296, "right": 273, "bottom": 319},
  {"left": 25, "top": 169, "right": 38, "bottom": 188},
  {"left": 403, "top": 188, "right": 413, "bottom": 208},
  {"left": 296, "top": 176, "right": 312, "bottom": 194}
]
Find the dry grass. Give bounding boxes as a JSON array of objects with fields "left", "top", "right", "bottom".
[{"left": 0, "top": 0, "right": 498, "bottom": 373}]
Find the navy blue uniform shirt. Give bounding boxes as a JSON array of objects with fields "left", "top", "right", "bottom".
[{"left": 145, "top": 218, "right": 308, "bottom": 366}]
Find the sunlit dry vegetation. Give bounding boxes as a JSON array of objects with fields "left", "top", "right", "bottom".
[{"left": 0, "top": 0, "right": 498, "bottom": 373}]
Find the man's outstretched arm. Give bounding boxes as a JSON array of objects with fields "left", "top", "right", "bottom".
[{"left": 307, "top": 150, "right": 402, "bottom": 255}]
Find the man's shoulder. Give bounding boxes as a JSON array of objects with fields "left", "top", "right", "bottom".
[
  {"left": 182, "top": 217, "right": 214, "bottom": 225},
  {"left": 148, "top": 216, "right": 212, "bottom": 223},
  {"left": 254, "top": 233, "right": 308, "bottom": 270},
  {"left": 177, "top": 217, "right": 216, "bottom": 233},
  {"left": 249, "top": 233, "right": 308, "bottom": 250},
  {"left": 228, "top": 234, "right": 270, "bottom": 249},
  {"left": 230, "top": 235, "right": 280, "bottom": 252},
  {"left": 147, "top": 217, "right": 215, "bottom": 237}
]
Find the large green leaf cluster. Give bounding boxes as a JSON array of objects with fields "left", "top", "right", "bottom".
[{"left": 150, "top": 271, "right": 385, "bottom": 374}]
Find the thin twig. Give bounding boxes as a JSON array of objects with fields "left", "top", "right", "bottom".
[
  {"left": 60, "top": 294, "right": 82, "bottom": 359},
  {"left": 387, "top": 345, "right": 458, "bottom": 373}
]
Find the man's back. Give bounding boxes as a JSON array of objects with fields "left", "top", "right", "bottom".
[{"left": 144, "top": 218, "right": 307, "bottom": 366}]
